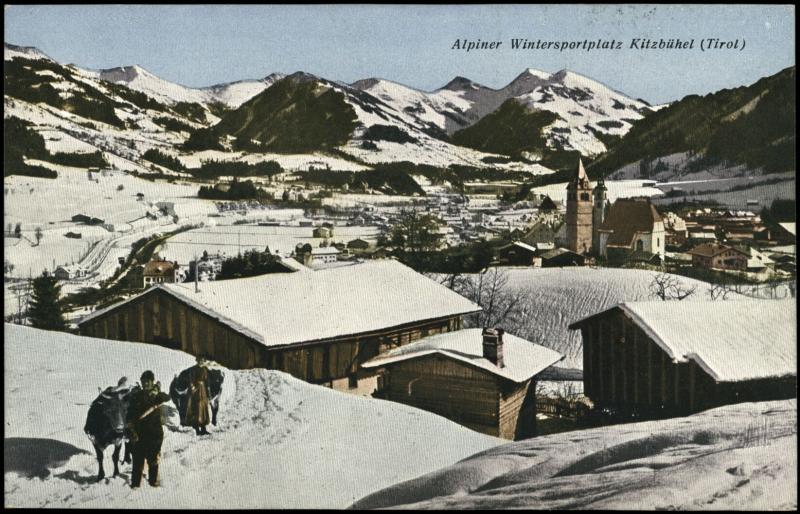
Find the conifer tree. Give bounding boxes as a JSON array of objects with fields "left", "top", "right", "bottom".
[{"left": 28, "top": 271, "right": 67, "bottom": 331}]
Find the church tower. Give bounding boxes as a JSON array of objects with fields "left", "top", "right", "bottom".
[
  {"left": 565, "top": 158, "right": 593, "bottom": 254},
  {"left": 592, "top": 176, "right": 608, "bottom": 255}
]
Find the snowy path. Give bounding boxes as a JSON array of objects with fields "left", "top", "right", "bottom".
[{"left": 4, "top": 325, "right": 500, "bottom": 508}]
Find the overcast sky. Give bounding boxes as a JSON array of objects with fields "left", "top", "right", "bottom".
[{"left": 4, "top": 4, "right": 795, "bottom": 104}]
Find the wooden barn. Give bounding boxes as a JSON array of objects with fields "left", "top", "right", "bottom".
[
  {"left": 77, "top": 259, "right": 480, "bottom": 395},
  {"left": 362, "top": 328, "right": 564, "bottom": 440},
  {"left": 569, "top": 300, "right": 796, "bottom": 419}
]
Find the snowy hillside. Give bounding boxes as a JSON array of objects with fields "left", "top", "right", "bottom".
[
  {"left": 353, "top": 398, "right": 798, "bottom": 509},
  {"left": 4, "top": 324, "right": 501, "bottom": 508}
]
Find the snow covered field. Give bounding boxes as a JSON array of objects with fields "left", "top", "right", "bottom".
[
  {"left": 353, "top": 399, "right": 797, "bottom": 510},
  {"left": 531, "top": 179, "right": 664, "bottom": 204},
  {"left": 3, "top": 169, "right": 218, "bottom": 281},
  {"left": 4, "top": 324, "right": 501, "bottom": 508},
  {"left": 469, "top": 267, "right": 745, "bottom": 369}
]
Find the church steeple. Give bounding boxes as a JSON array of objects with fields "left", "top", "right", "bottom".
[
  {"left": 566, "top": 157, "right": 593, "bottom": 254},
  {"left": 571, "top": 158, "right": 591, "bottom": 190}
]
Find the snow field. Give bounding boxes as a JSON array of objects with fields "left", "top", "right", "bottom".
[
  {"left": 352, "top": 398, "right": 797, "bottom": 509},
  {"left": 467, "top": 267, "right": 744, "bottom": 369},
  {"left": 4, "top": 324, "right": 501, "bottom": 508}
]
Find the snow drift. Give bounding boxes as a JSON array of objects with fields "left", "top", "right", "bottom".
[
  {"left": 352, "top": 398, "right": 797, "bottom": 510},
  {"left": 3, "top": 324, "right": 501, "bottom": 508}
]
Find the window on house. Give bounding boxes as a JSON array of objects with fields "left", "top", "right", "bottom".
[
  {"left": 636, "top": 240, "right": 644, "bottom": 251},
  {"left": 581, "top": 193, "right": 590, "bottom": 201},
  {"left": 348, "top": 373, "right": 358, "bottom": 389}
]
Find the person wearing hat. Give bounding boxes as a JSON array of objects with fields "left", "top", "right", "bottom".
[
  {"left": 185, "top": 355, "right": 212, "bottom": 436},
  {"left": 126, "top": 370, "right": 170, "bottom": 488}
]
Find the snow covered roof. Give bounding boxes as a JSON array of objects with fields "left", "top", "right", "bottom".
[
  {"left": 598, "top": 198, "right": 663, "bottom": 248},
  {"left": 687, "top": 243, "right": 748, "bottom": 258},
  {"left": 311, "top": 247, "right": 340, "bottom": 255},
  {"left": 779, "top": 222, "right": 796, "bottom": 236},
  {"left": 80, "top": 259, "right": 481, "bottom": 348},
  {"left": 143, "top": 260, "right": 178, "bottom": 276},
  {"left": 362, "top": 328, "right": 564, "bottom": 383},
  {"left": 569, "top": 300, "right": 796, "bottom": 383},
  {"left": 512, "top": 241, "right": 538, "bottom": 253}
]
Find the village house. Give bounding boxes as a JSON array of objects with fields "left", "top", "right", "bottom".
[
  {"left": 362, "top": 328, "right": 563, "bottom": 440},
  {"left": 142, "top": 259, "right": 180, "bottom": 288},
  {"left": 346, "top": 238, "right": 370, "bottom": 251},
  {"left": 569, "top": 300, "right": 796, "bottom": 419},
  {"left": 540, "top": 248, "right": 585, "bottom": 267},
  {"left": 496, "top": 241, "right": 538, "bottom": 266},
  {"left": 662, "top": 212, "right": 688, "bottom": 247},
  {"left": 520, "top": 219, "right": 560, "bottom": 248},
  {"left": 54, "top": 264, "right": 88, "bottom": 281},
  {"left": 77, "top": 260, "right": 481, "bottom": 395},
  {"left": 313, "top": 226, "right": 334, "bottom": 239},
  {"left": 687, "top": 242, "right": 748, "bottom": 271}
]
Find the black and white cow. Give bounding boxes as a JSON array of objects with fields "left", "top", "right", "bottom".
[
  {"left": 84, "top": 386, "right": 133, "bottom": 482},
  {"left": 169, "top": 368, "right": 224, "bottom": 427}
]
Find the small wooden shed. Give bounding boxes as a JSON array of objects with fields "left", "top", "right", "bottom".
[
  {"left": 363, "top": 328, "right": 563, "bottom": 440},
  {"left": 569, "top": 300, "right": 796, "bottom": 420}
]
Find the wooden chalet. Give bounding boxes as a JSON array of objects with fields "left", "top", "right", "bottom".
[
  {"left": 569, "top": 300, "right": 796, "bottom": 419},
  {"left": 77, "top": 260, "right": 480, "bottom": 395},
  {"left": 497, "top": 241, "right": 538, "bottom": 266},
  {"left": 363, "top": 328, "right": 563, "bottom": 440}
]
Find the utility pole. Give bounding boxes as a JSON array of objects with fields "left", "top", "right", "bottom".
[{"left": 194, "top": 252, "right": 199, "bottom": 293}]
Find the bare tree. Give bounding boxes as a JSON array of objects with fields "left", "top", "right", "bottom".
[
  {"left": 649, "top": 273, "right": 697, "bottom": 301},
  {"left": 441, "top": 268, "right": 531, "bottom": 329},
  {"left": 707, "top": 282, "right": 733, "bottom": 301}
]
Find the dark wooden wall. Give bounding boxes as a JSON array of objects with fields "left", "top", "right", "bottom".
[
  {"left": 580, "top": 310, "right": 796, "bottom": 418},
  {"left": 78, "top": 289, "right": 463, "bottom": 393},
  {"left": 380, "top": 354, "right": 537, "bottom": 440}
]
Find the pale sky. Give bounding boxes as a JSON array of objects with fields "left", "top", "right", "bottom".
[{"left": 4, "top": 4, "right": 795, "bottom": 104}]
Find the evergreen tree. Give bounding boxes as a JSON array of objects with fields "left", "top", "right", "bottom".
[{"left": 28, "top": 272, "right": 67, "bottom": 331}]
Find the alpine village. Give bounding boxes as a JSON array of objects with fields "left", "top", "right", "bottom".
[{"left": 4, "top": 31, "right": 797, "bottom": 510}]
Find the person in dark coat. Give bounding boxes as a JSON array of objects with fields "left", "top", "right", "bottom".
[
  {"left": 126, "top": 370, "right": 170, "bottom": 488},
  {"left": 185, "top": 356, "right": 212, "bottom": 435}
]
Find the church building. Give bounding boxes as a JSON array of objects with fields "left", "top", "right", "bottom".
[{"left": 566, "top": 159, "right": 665, "bottom": 263}]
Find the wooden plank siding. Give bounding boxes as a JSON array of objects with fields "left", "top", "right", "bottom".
[
  {"left": 78, "top": 288, "right": 462, "bottom": 394},
  {"left": 578, "top": 309, "right": 798, "bottom": 419},
  {"left": 379, "top": 354, "right": 537, "bottom": 440},
  {"left": 383, "top": 355, "right": 501, "bottom": 437}
]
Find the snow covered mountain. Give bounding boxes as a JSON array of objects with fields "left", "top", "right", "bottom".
[
  {"left": 2, "top": 40, "right": 658, "bottom": 176},
  {"left": 80, "top": 64, "right": 285, "bottom": 109},
  {"left": 3, "top": 42, "right": 54, "bottom": 62},
  {"left": 353, "top": 68, "right": 656, "bottom": 156}
]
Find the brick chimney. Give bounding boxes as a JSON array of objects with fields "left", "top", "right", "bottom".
[{"left": 482, "top": 327, "right": 505, "bottom": 368}]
